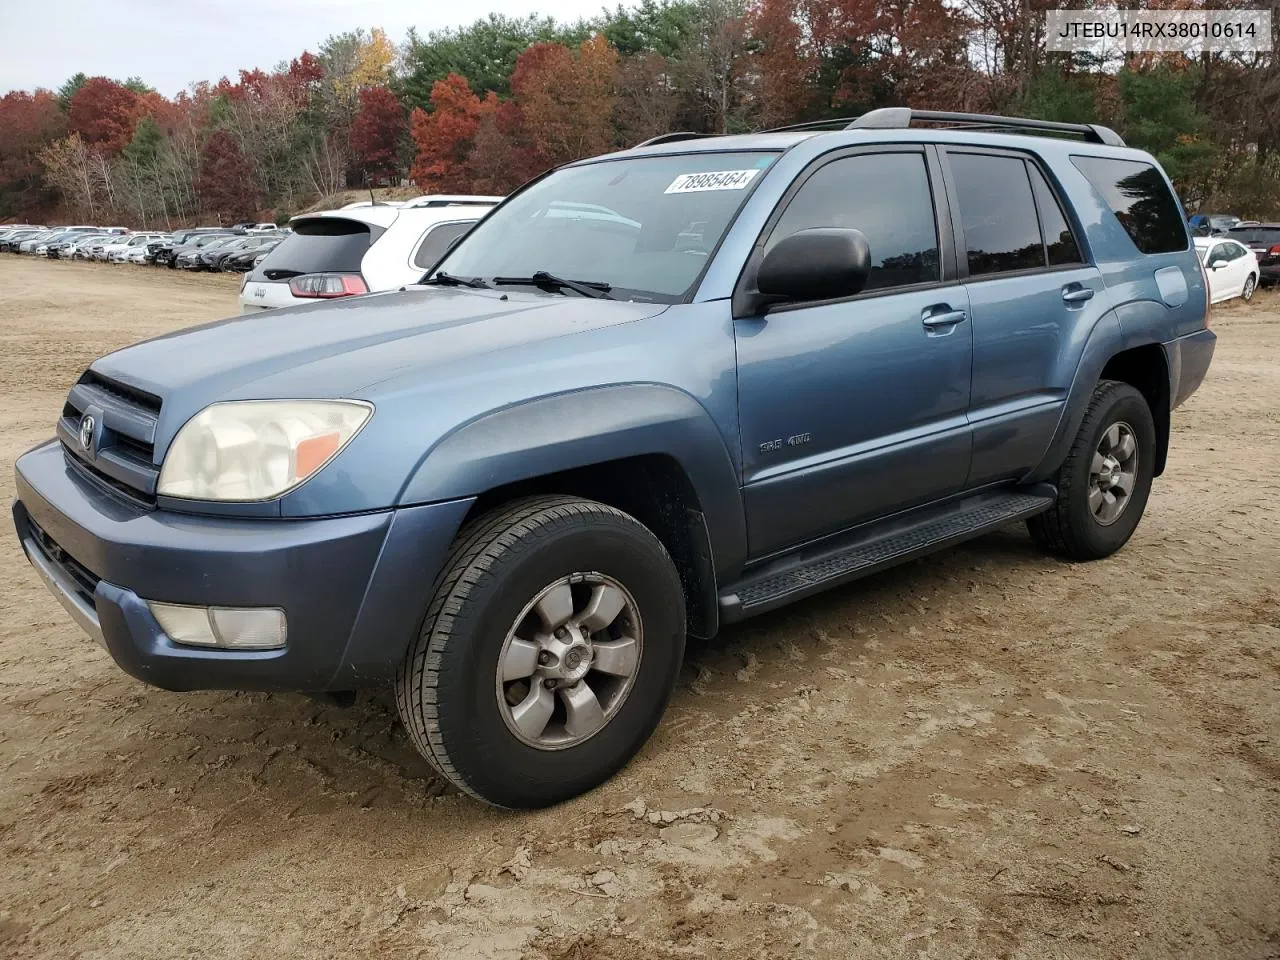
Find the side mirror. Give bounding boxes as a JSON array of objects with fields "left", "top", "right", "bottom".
[{"left": 756, "top": 228, "right": 871, "bottom": 304}]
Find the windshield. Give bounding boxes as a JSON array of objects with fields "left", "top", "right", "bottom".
[{"left": 433, "top": 152, "right": 778, "bottom": 301}]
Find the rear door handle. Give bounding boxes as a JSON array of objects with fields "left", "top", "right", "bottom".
[
  {"left": 1062, "top": 285, "right": 1095, "bottom": 304},
  {"left": 921, "top": 307, "right": 967, "bottom": 328}
]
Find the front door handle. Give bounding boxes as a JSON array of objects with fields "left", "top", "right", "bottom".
[
  {"left": 921, "top": 307, "right": 967, "bottom": 328},
  {"left": 1062, "top": 285, "right": 1095, "bottom": 304}
]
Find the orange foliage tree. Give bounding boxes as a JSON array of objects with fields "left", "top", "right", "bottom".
[
  {"left": 511, "top": 36, "right": 618, "bottom": 167},
  {"left": 408, "top": 73, "right": 499, "bottom": 192}
]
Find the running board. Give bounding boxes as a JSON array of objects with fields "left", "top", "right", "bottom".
[{"left": 718, "top": 489, "right": 1055, "bottom": 622}]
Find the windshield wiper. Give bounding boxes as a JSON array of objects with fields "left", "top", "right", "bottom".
[
  {"left": 493, "top": 271, "right": 616, "bottom": 300},
  {"left": 422, "top": 271, "right": 490, "bottom": 289}
]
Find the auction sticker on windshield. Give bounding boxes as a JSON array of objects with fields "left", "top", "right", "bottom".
[{"left": 665, "top": 169, "right": 760, "bottom": 193}]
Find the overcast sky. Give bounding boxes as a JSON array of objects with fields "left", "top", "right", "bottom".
[{"left": 0, "top": 0, "right": 608, "bottom": 97}]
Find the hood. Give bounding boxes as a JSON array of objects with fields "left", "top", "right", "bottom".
[{"left": 92, "top": 287, "right": 669, "bottom": 436}]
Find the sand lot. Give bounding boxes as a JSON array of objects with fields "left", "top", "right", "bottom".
[{"left": 0, "top": 257, "right": 1276, "bottom": 959}]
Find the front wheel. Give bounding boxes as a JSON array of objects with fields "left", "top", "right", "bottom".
[
  {"left": 396, "top": 496, "right": 686, "bottom": 808},
  {"left": 1028, "top": 380, "right": 1156, "bottom": 561}
]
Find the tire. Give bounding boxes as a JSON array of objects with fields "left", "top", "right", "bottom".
[
  {"left": 1242, "top": 274, "right": 1256, "bottom": 301},
  {"left": 1028, "top": 380, "right": 1156, "bottom": 561},
  {"left": 395, "top": 495, "right": 686, "bottom": 808}
]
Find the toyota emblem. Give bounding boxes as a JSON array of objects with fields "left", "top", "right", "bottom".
[{"left": 79, "top": 414, "right": 95, "bottom": 451}]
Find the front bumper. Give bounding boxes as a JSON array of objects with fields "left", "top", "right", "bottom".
[{"left": 13, "top": 440, "right": 473, "bottom": 692}]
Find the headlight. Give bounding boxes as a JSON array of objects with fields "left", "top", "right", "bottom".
[{"left": 157, "top": 399, "right": 373, "bottom": 501}]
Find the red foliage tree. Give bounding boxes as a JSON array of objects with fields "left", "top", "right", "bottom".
[
  {"left": 67, "top": 77, "right": 142, "bottom": 154},
  {"left": 195, "top": 130, "right": 260, "bottom": 222},
  {"left": 351, "top": 86, "right": 406, "bottom": 184},
  {"left": 0, "top": 90, "right": 66, "bottom": 214},
  {"left": 750, "top": 0, "right": 814, "bottom": 126}
]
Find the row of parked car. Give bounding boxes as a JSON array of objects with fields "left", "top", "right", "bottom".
[
  {"left": 1, "top": 197, "right": 505, "bottom": 313},
  {"left": 0, "top": 222, "right": 286, "bottom": 273}
]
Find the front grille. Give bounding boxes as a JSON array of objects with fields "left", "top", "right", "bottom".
[
  {"left": 59, "top": 370, "right": 161, "bottom": 506},
  {"left": 28, "top": 517, "right": 100, "bottom": 607},
  {"left": 80, "top": 369, "right": 161, "bottom": 414}
]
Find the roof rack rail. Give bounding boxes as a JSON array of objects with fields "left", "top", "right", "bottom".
[
  {"left": 846, "top": 108, "right": 1125, "bottom": 146},
  {"left": 633, "top": 131, "right": 721, "bottom": 148},
  {"left": 760, "top": 117, "right": 861, "bottom": 134}
]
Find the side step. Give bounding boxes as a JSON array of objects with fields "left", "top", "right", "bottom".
[{"left": 718, "top": 489, "right": 1054, "bottom": 623}]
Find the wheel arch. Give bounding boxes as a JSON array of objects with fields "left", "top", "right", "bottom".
[
  {"left": 1099, "top": 344, "right": 1171, "bottom": 476},
  {"left": 1028, "top": 309, "right": 1173, "bottom": 481},
  {"left": 399, "top": 384, "right": 749, "bottom": 639}
]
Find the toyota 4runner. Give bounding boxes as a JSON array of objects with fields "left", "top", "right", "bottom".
[{"left": 13, "top": 108, "right": 1216, "bottom": 808}]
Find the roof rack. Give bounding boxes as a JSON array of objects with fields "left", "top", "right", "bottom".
[
  {"left": 846, "top": 108, "right": 1125, "bottom": 146},
  {"left": 632, "top": 131, "right": 721, "bottom": 148},
  {"left": 760, "top": 117, "right": 861, "bottom": 133}
]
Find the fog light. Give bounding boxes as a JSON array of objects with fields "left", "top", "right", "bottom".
[{"left": 149, "top": 602, "right": 286, "bottom": 650}]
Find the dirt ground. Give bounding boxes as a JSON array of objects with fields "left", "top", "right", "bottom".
[{"left": 0, "top": 257, "right": 1276, "bottom": 960}]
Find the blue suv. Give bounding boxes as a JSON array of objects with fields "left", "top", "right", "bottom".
[{"left": 13, "top": 109, "right": 1216, "bottom": 808}]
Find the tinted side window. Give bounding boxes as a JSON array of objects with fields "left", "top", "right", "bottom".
[
  {"left": 1027, "top": 164, "right": 1082, "bottom": 266},
  {"left": 1071, "top": 156, "right": 1187, "bottom": 254},
  {"left": 950, "top": 153, "right": 1043, "bottom": 276},
  {"left": 413, "top": 221, "right": 476, "bottom": 269},
  {"left": 767, "top": 152, "right": 939, "bottom": 291}
]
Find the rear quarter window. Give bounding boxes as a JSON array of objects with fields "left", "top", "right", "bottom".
[
  {"left": 250, "top": 217, "right": 382, "bottom": 281},
  {"left": 1070, "top": 155, "right": 1188, "bottom": 255},
  {"left": 412, "top": 221, "right": 478, "bottom": 269}
]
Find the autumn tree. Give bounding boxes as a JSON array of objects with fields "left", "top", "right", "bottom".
[
  {"left": 512, "top": 36, "right": 619, "bottom": 166},
  {"left": 351, "top": 86, "right": 406, "bottom": 183},
  {"left": 38, "top": 134, "right": 98, "bottom": 217},
  {"left": 0, "top": 90, "right": 66, "bottom": 217},
  {"left": 748, "top": 0, "right": 814, "bottom": 127},
  {"left": 322, "top": 27, "right": 395, "bottom": 105},
  {"left": 67, "top": 77, "right": 142, "bottom": 154},
  {"left": 195, "top": 130, "right": 260, "bottom": 222},
  {"left": 409, "top": 73, "right": 494, "bottom": 191}
]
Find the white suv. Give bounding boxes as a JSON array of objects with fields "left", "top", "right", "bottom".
[{"left": 239, "top": 195, "right": 500, "bottom": 311}]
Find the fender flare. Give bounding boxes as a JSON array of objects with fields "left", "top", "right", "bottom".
[
  {"left": 397, "top": 383, "right": 749, "bottom": 575},
  {"left": 1027, "top": 305, "right": 1171, "bottom": 482}
]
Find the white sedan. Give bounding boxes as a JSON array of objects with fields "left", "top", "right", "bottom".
[
  {"left": 104, "top": 233, "right": 168, "bottom": 263},
  {"left": 1197, "top": 236, "right": 1260, "bottom": 303}
]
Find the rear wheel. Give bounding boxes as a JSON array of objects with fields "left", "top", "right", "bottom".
[
  {"left": 1028, "top": 380, "right": 1156, "bottom": 561},
  {"left": 396, "top": 496, "right": 686, "bottom": 808},
  {"left": 1242, "top": 274, "right": 1256, "bottom": 301}
]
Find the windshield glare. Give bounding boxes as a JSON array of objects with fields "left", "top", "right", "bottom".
[{"left": 434, "top": 152, "right": 777, "bottom": 301}]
